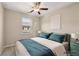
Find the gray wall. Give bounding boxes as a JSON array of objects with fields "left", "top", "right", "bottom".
[
  {"left": 0, "top": 3, "right": 4, "bottom": 54},
  {"left": 4, "top": 9, "right": 40, "bottom": 46},
  {"left": 41, "top": 3, "right": 79, "bottom": 34}
]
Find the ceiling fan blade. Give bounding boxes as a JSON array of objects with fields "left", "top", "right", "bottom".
[
  {"left": 37, "top": 2, "right": 41, "bottom": 6},
  {"left": 38, "top": 11, "right": 41, "bottom": 14},
  {"left": 35, "top": 2, "right": 41, "bottom": 6},
  {"left": 28, "top": 10, "right": 34, "bottom": 13},
  {"left": 33, "top": 2, "right": 41, "bottom": 8},
  {"left": 40, "top": 8, "right": 48, "bottom": 10}
]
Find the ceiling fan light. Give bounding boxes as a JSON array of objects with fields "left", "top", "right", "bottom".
[{"left": 34, "top": 9, "right": 39, "bottom": 11}]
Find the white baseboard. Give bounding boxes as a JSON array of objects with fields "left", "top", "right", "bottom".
[{"left": 3, "top": 44, "right": 15, "bottom": 49}]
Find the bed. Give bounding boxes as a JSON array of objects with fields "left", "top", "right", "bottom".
[{"left": 15, "top": 33, "right": 70, "bottom": 56}]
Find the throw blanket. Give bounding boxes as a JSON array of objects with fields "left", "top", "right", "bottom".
[
  {"left": 19, "top": 39, "right": 55, "bottom": 56},
  {"left": 32, "top": 37, "right": 67, "bottom": 56}
]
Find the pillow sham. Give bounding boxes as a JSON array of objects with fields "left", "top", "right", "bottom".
[
  {"left": 37, "top": 32, "right": 50, "bottom": 39},
  {"left": 48, "top": 33, "right": 65, "bottom": 43}
]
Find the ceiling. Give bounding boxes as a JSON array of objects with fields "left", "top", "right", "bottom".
[{"left": 2, "top": 2, "right": 73, "bottom": 16}]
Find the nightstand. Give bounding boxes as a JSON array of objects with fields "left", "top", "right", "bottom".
[{"left": 70, "top": 39, "right": 79, "bottom": 56}]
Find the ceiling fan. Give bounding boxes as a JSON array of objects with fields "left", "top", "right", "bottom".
[{"left": 28, "top": 2, "right": 48, "bottom": 15}]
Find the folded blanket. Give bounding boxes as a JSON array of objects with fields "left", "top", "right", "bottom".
[
  {"left": 32, "top": 37, "right": 67, "bottom": 56},
  {"left": 19, "top": 39, "right": 55, "bottom": 56}
]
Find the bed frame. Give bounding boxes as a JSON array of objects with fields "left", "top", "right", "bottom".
[{"left": 64, "top": 34, "right": 71, "bottom": 52}]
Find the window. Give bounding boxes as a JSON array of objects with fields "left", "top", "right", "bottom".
[{"left": 22, "top": 17, "right": 32, "bottom": 33}]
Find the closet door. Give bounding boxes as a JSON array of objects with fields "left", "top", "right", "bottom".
[{"left": 0, "top": 3, "right": 4, "bottom": 54}]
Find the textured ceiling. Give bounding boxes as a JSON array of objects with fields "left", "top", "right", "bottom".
[{"left": 2, "top": 2, "right": 73, "bottom": 16}]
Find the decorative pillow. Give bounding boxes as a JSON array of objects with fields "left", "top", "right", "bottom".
[
  {"left": 48, "top": 33, "right": 65, "bottom": 43},
  {"left": 37, "top": 32, "right": 50, "bottom": 39}
]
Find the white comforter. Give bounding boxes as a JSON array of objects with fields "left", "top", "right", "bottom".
[{"left": 16, "top": 37, "right": 67, "bottom": 56}]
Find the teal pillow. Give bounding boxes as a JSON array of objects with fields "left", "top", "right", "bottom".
[
  {"left": 37, "top": 32, "right": 50, "bottom": 39},
  {"left": 48, "top": 33, "right": 65, "bottom": 43}
]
